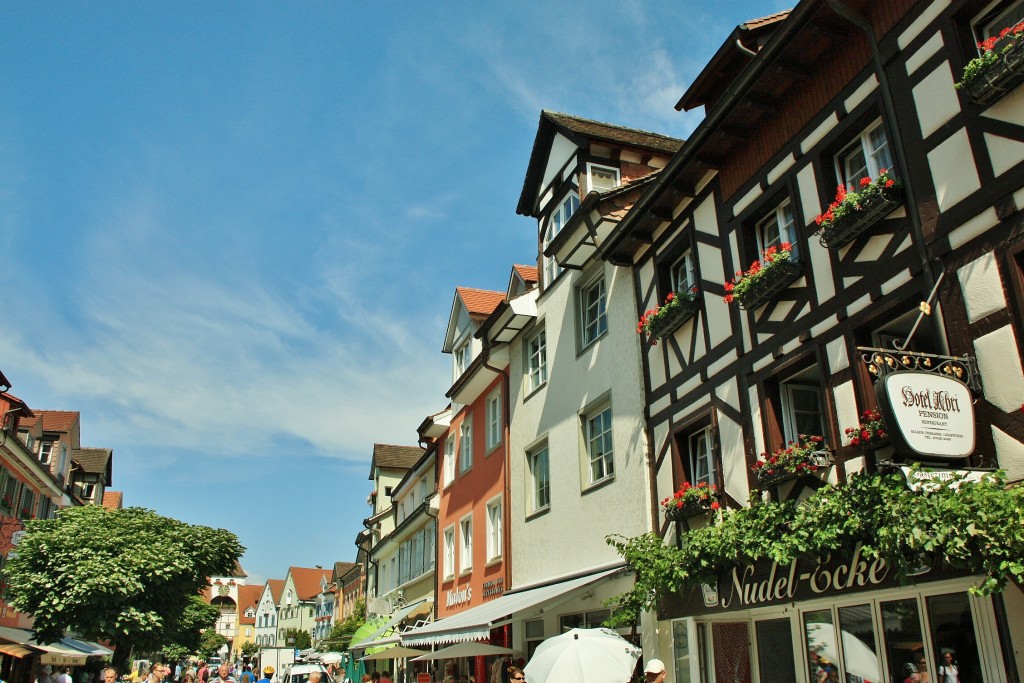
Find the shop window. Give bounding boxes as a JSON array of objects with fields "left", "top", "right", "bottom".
[
  {"left": 712, "top": 623, "right": 753, "bottom": 683},
  {"left": 880, "top": 599, "right": 928, "bottom": 683},
  {"left": 926, "top": 593, "right": 984, "bottom": 683},
  {"left": 559, "top": 609, "right": 611, "bottom": 632},
  {"left": 756, "top": 618, "right": 796, "bottom": 683},
  {"left": 525, "top": 619, "right": 545, "bottom": 660},
  {"left": 835, "top": 119, "right": 894, "bottom": 188},
  {"left": 672, "top": 621, "right": 693, "bottom": 683}
]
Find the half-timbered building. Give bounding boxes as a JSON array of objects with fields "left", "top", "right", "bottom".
[{"left": 594, "top": 1, "right": 1024, "bottom": 682}]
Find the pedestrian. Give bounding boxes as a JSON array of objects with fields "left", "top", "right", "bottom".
[
  {"left": 239, "top": 668, "right": 253, "bottom": 683},
  {"left": 56, "top": 668, "right": 73, "bottom": 683},
  {"left": 308, "top": 674, "right": 321, "bottom": 683},
  {"left": 938, "top": 650, "right": 960, "bottom": 683},
  {"left": 197, "top": 663, "right": 209, "bottom": 683},
  {"left": 103, "top": 668, "right": 118, "bottom": 683},
  {"left": 644, "top": 660, "right": 666, "bottom": 683},
  {"left": 148, "top": 665, "right": 169, "bottom": 683},
  {"left": 260, "top": 668, "right": 273, "bottom": 683},
  {"left": 210, "top": 664, "right": 237, "bottom": 683},
  {"left": 39, "top": 666, "right": 55, "bottom": 683}
]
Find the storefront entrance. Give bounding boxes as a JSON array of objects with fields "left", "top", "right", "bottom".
[{"left": 672, "top": 579, "right": 1012, "bottom": 683}]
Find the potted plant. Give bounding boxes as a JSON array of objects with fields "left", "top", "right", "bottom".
[
  {"left": 814, "top": 170, "right": 902, "bottom": 249},
  {"left": 366, "top": 490, "right": 377, "bottom": 506},
  {"left": 956, "top": 20, "right": 1024, "bottom": 105},
  {"left": 661, "top": 481, "right": 720, "bottom": 521},
  {"left": 637, "top": 287, "right": 700, "bottom": 343},
  {"left": 751, "top": 435, "right": 828, "bottom": 488},
  {"left": 844, "top": 409, "right": 889, "bottom": 450},
  {"left": 723, "top": 242, "right": 802, "bottom": 310}
]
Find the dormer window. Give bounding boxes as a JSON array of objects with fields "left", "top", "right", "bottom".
[
  {"left": 454, "top": 338, "right": 471, "bottom": 376},
  {"left": 543, "top": 192, "right": 580, "bottom": 287},
  {"left": 38, "top": 441, "right": 53, "bottom": 466},
  {"left": 586, "top": 163, "right": 620, "bottom": 193}
]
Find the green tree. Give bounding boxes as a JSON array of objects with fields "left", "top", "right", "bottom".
[
  {"left": 282, "top": 628, "right": 311, "bottom": 650},
  {"left": 199, "top": 629, "right": 228, "bottom": 660},
  {"left": 322, "top": 599, "right": 365, "bottom": 651},
  {"left": 5, "top": 505, "right": 244, "bottom": 672},
  {"left": 240, "top": 641, "right": 260, "bottom": 657}
]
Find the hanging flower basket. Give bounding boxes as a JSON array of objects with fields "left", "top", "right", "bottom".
[
  {"left": 956, "top": 23, "right": 1024, "bottom": 106},
  {"left": 815, "top": 171, "right": 902, "bottom": 250},
  {"left": 732, "top": 260, "right": 803, "bottom": 310},
  {"left": 845, "top": 409, "right": 890, "bottom": 452},
  {"left": 638, "top": 290, "right": 701, "bottom": 343},
  {"left": 662, "top": 481, "right": 720, "bottom": 521},
  {"left": 752, "top": 435, "right": 829, "bottom": 489}
]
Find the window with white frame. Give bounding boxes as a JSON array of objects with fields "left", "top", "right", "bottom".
[
  {"left": 835, "top": 119, "right": 893, "bottom": 188},
  {"left": 83, "top": 482, "right": 96, "bottom": 500},
  {"left": 528, "top": 444, "right": 550, "bottom": 512},
  {"left": 685, "top": 426, "right": 716, "bottom": 486},
  {"left": 585, "top": 404, "right": 614, "bottom": 485},
  {"left": 586, "top": 163, "right": 620, "bottom": 193},
  {"left": 780, "top": 367, "right": 827, "bottom": 444},
  {"left": 444, "top": 435, "right": 456, "bottom": 487},
  {"left": 527, "top": 329, "right": 548, "bottom": 392},
  {"left": 755, "top": 199, "right": 798, "bottom": 255},
  {"left": 38, "top": 441, "right": 53, "bottom": 466},
  {"left": 976, "top": 0, "right": 1024, "bottom": 46},
  {"left": 443, "top": 525, "right": 455, "bottom": 578},
  {"left": 485, "top": 390, "right": 502, "bottom": 451},
  {"left": 543, "top": 192, "right": 580, "bottom": 286},
  {"left": 670, "top": 249, "right": 697, "bottom": 296},
  {"left": 459, "top": 417, "right": 473, "bottom": 473},
  {"left": 454, "top": 338, "right": 471, "bottom": 377},
  {"left": 579, "top": 277, "right": 608, "bottom": 349},
  {"left": 459, "top": 515, "right": 473, "bottom": 573},
  {"left": 486, "top": 497, "right": 502, "bottom": 561}
]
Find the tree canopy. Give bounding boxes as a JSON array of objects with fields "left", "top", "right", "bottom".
[
  {"left": 6, "top": 505, "right": 244, "bottom": 670},
  {"left": 322, "top": 599, "right": 365, "bottom": 651}
]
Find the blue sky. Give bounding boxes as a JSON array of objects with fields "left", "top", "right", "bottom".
[{"left": 0, "top": 0, "right": 786, "bottom": 584}]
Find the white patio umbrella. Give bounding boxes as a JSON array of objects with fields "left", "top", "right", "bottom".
[
  {"left": 524, "top": 628, "right": 641, "bottom": 683},
  {"left": 320, "top": 653, "right": 345, "bottom": 665}
]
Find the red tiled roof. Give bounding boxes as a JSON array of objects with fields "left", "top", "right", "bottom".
[
  {"left": 456, "top": 287, "right": 505, "bottom": 318},
  {"left": 0, "top": 392, "right": 34, "bottom": 418},
  {"left": 742, "top": 10, "right": 790, "bottom": 30},
  {"left": 237, "top": 584, "right": 264, "bottom": 624},
  {"left": 289, "top": 566, "right": 332, "bottom": 601},
  {"left": 20, "top": 410, "right": 79, "bottom": 433},
  {"left": 102, "top": 491, "right": 124, "bottom": 509},
  {"left": 267, "top": 578, "right": 286, "bottom": 603},
  {"left": 513, "top": 265, "right": 539, "bottom": 283}
]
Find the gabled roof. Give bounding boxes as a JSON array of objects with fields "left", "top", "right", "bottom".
[
  {"left": 0, "top": 392, "right": 33, "bottom": 419},
  {"left": 370, "top": 443, "right": 425, "bottom": 478},
  {"left": 237, "top": 584, "right": 264, "bottom": 624},
  {"left": 517, "top": 110, "right": 684, "bottom": 217},
  {"left": 101, "top": 491, "right": 123, "bottom": 509},
  {"left": 288, "top": 566, "right": 333, "bottom": 601},
  {"left": 20, "top": 410, "right": 79, "bottom": 433},
  {"left": 456, "top": 288, "right": 505, "bottom": 319},
  {"left": 332, "top": 561, "right": 358, "bottom": 582},
  {"left": 676, "top": 10, "right": 792, "bottom": 112},
  {"left": 72, "top": 447, "right": 113, "bottom": 481},
  {"left": 267, "top": 578, "right": 286, "bottom": 603},
  {"left": 512, "top": 264, "right": 538, "bottom": 284}
]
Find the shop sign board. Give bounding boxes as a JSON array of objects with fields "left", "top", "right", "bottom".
[
  {"left": 875, "top": 371, "right": 975, "bottom": 461},
  {"left": 898, "top": 466, "right": 990, "bottom": 492},
  {"left": 661, "top": 542, "right": 949, "bottom": 618},
  {"left": 42, "top": 654, "right": 88, "bottom": 666}
]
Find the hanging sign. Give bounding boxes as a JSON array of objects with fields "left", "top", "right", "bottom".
[
  {"left": 875, "top": 371, "right": 975, "bottom": 461},
  {"left": 41, "top": 654, "right": 88, "bottom": 666}
]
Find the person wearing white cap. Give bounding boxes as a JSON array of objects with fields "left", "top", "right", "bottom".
[{"left": 644, "top": 659, "right": 666, "bottom": 683}]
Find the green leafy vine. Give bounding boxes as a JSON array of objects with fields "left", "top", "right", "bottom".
[{"left": 606, "top": 470, "right": 1024, "bottom": 626}]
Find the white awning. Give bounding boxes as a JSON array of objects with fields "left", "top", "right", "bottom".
[
  {"left": 351, "top": 598, "right": 433, "bottom": 652},
  {"left": 401, "top": 567, "right": 622, "bottom": 646}
]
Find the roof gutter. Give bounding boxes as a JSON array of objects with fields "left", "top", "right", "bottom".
[{"left": 600, "top": 0, "right": 821, "bottom": 259}]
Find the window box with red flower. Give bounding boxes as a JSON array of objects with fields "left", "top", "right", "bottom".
[
  {"left": 723, "top": 243, "right": 802, "bottom": 310},
  {"left": 637, "top": 288, "right": 700, "bottom": 344},
  {"left": 366, "top": 490, "right": 377, "bottom": 506},
  {"left": 814, "top": 170, "right": 902, "bottom": 250},
  {"left": 662, "top": 481, "right": 720, "bottom": 521},
  {"left": 751, "top": 435, "right": 829, "bottom": 488},
  {"left": 844, "top": 409, "right": 889, "bottom": 451},
  {"left": 956, "top": 21, "right": 1024, "bottom": 106}
]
